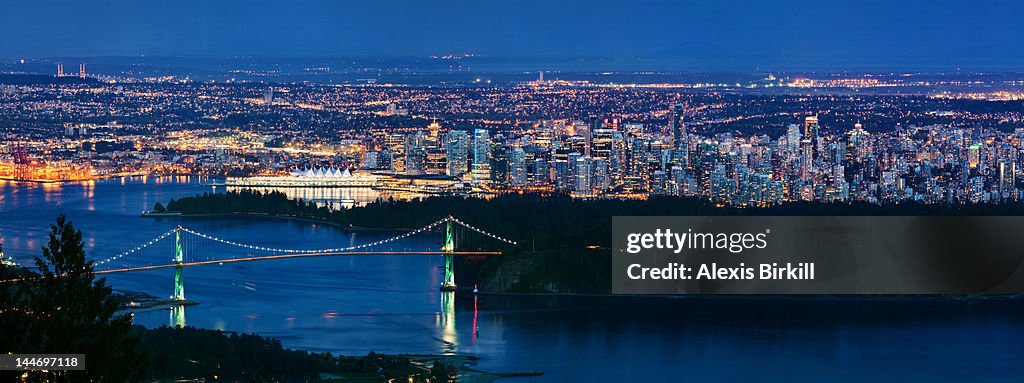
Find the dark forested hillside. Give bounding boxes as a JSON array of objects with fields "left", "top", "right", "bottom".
[{"left": 136, "top": 326, "right": 423, "bottom": 382}]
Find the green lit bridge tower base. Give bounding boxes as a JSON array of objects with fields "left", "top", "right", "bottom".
[
  {"left": 440, "top": 217, "right": 456, "bottom": 291},
  {"left": 172, "top": 226, "right": 185, "bottom": 300}
]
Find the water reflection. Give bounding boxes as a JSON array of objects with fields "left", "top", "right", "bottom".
[
  {"left": 472, "top": 295, "right": 478, "bottom": 333},
  {"left": 225, "top": 186, "right": 426, "bottom": 208},
  {"left": 438, "top": 291, "right": 457, "bottom": 354},
  {"left": 170, "top": 304, "right": 187, "bottom": 328}
]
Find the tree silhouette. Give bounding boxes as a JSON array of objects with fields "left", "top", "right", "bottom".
[{"left": 10, "top": 214, "right": 148, "bottom": 382}]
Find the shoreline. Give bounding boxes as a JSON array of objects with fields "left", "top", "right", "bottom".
[
  {"left": 0, "top": 172, "right": 177, "bottom": 185},
  {"left": 141, "top": 211, "right": 412, "bottom": 232}
]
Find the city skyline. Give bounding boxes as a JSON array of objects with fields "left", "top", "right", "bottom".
[{"left": 4, "top": 71, "right": 1024, "bottom": 207}]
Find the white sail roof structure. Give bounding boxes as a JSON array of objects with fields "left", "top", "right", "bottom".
[
  {"left": 288, "top": 166, "right": 357, "bottom": 179},
  {"left": 227, "top": 166, "right": 378, "bottom": 187}
]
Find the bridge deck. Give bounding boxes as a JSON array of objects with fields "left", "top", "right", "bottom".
[{"left": 93, "top": 251, "right": 502, "bottom": 275}]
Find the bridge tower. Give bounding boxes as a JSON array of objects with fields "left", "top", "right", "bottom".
[
  {"left": 172, "top": 226, "right": 185, "bottom": 300},
  {"left": 441, "top": 217, "right": 456, "bottom": 291}
]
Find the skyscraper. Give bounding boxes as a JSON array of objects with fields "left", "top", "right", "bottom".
[
  {"left": 531, "top": 157, "right": 549, "bottom": 186},
  {"left": 490, "top": 144, "right": 508, "bottom": 183},
  {"left": 591, "top": 117, "right": 616, "bottom": 159},
  {"left": 801, "top": 116, "right": 819, "bottom": 182},
  {"left": 509, "top": 147, "right": 527, "bottom": 186},
  {"left": 585, "top": 117, "right": 599, "bottom": 157},
  {"left": 554, "top": 158, "right": 572, "bottom": 191},
  {"left": 574, "top": 155, "right": 592, "bottom": 194},
  {"left": 446, "top": 130, "right": 469, "bottom": 177},
  {"left": 385, "top": 133, "right": 406, "bottom": 172},
  {"left": 592, "top": 157, "right": 610, "bottom": 192},
  {"left": 535, "top": 125, "right": 554, "bottom": 149},
  {"left": 425, "top": 149, "right": 447, "bottom": 175},
  {"left": 405, "top": 148, "right": 425, "bottom": 175},
  {"left": 786, "top": 124, "right": 802, "bottom": 154},
  {"left": 800, "top": 139, "right": 814, "bottom": 182},
  {"left": 669, "top": 103, "right": 686, "bottom": 150},
  {"left": 999, "top": 160, "right": 1016, "bottom": 201},
  {"left": 472, "top": 129, "right": 492, "bottom": 184},
  {"left": 804, "top": 116, "right": 819, "bottom": 140}
]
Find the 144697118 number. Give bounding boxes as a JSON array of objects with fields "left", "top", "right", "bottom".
[
  {"left": 18, "top": 357, "right": 78, "bottom": 367},
  {"left": 0, "top": 354, "right": 85, "bottom": 371}
]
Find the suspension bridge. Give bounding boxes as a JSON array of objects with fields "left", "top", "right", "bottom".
[{"left": 86, "top": 216, "right": 516, "bottom": 300}]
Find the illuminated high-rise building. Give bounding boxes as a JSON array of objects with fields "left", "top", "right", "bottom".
[
  {"left": 531, "top": 157, "right": 549, "bottom": 186},
  {"left": 800, "top": 139, "right": 814, "bottom": 182},
  {"left": 584, "top": 117, "right": 598, "bottom": 157},
  {"left": 490, "top": 144, "right": 508, "bottom": 183},
  {"left": 592, "top": 157, "right": 610, "bottom": 192},
  {"left": 385, "top": 133, "right": 406, "bottom": 172},
  {"left": 999, "top": 160, "right": 1016, "bottom": 201},
  {"left": 405, "top": 148, "right": 425, "bottom": 175},
  {"left": 425, "top": 149, "right": 447, "bottom": 175},
  {"left": 574, "top": 155, "right": 592, "bottom": 194},
  {"left": 669, "top": 103, "right": 686, "bottom": 150},
  {"left": 804, "top": 116, "right": 819, "bottom": 139},
  {"left": 362, "top": 151, "right": 380, "bottom": 169},
  {"left": 554, "top": 156, "right": 573, "bottom": 191},
  {"left": 472, "top": 129, "right": 492, "bottom": 184},
  {"left": 428, "top": 119, "right": 442, "bottom": 138},
  {"left": 848, "top": 123, "right": 870, "bottom": 161},
  {"left": 508, "top": 147, "right": 527, "bottom": 186},
  {"left": 786, "top": 124, "right": 802, "bottom": 155},
  {"left": 446, "top": 130, "right": 469, "bottom": 177},
  {"left": 591, "top": 117, "right": 616, "bottom": 159},
  {"left": 968, "top": 144, "right": 981, "bottom": 169},
  {"left": 535, "top": 125, "right": 554, "bottom": 150},
  {"left": 79, "top": 63, "right": 86, "bottom": 78}
]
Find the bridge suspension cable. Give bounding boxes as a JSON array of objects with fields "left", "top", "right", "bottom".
[
  {"left": 87, "top": 216, "right": 516, "bottom": 273},
  {"left": 447, "top": 216, "right": 517, "bottom": 245},
  {"left": 177, "top": 216, "right": 454, "bottom": 254},
  {"left": 94, "top": 228, "right": 176, "bottom": 267}
]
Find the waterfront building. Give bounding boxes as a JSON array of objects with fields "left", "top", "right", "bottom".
[{"left": 226, "top": 167, "right": 378, "bottom": 187}]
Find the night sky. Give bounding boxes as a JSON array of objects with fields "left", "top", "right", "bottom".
[{"left": 2, "top": 0, "right": 1022, "bottom": 70}]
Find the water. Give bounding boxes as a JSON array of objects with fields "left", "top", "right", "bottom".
[{"left": 3, "top": 176, "right": 1024, "bottom": 381}]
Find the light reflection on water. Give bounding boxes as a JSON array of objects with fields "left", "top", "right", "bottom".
[
  {"left": 170, "top": 304, "right": 186, "bottom": 328},
  {"left": 224, "top": 185, "right": 399, "bottom": 208},
  {"left": 439, "top": 291, "right": 457, "bottom": 354},
  {"left": 3, "top": 176, "right": 1024, "bottom": 381}
]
